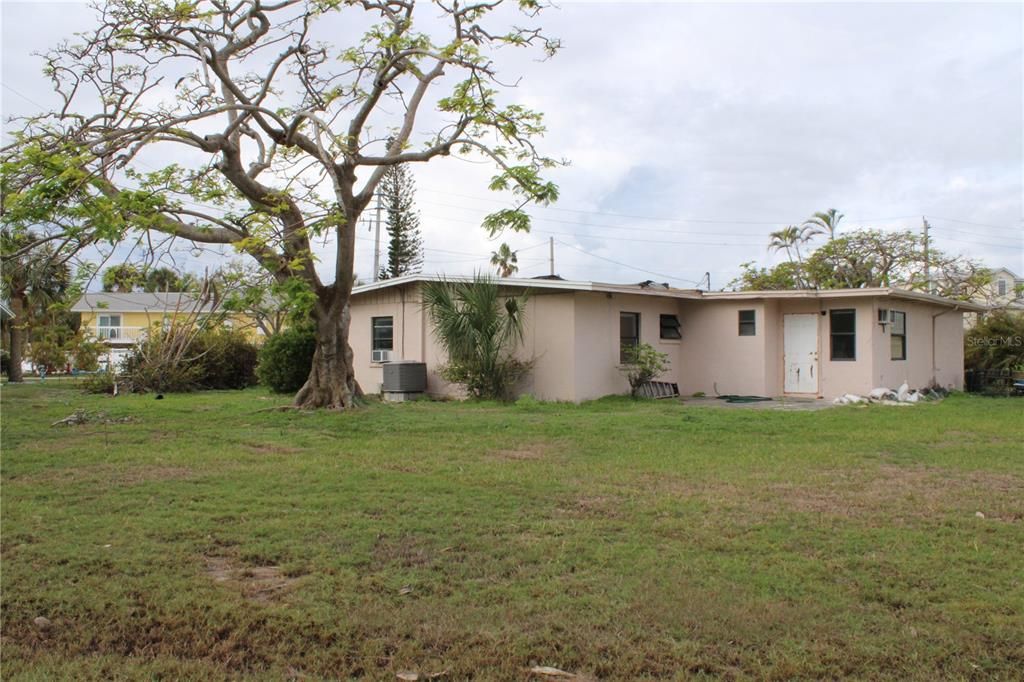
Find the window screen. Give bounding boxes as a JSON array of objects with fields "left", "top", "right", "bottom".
[
  {"left": 738, "top": 309, "right": 756, "bottom": 336},
  {"left": 620, "top": 312, "right": 640, "bottom": 362},
  {"left": 890, "top": 310, "right": 906, "bottom": 361},
  {"left": 372, "top": 317, "right": 393, "bottom": 351},
  {"left": 830, "top": 309, "right": 856, "bottom": 360}
]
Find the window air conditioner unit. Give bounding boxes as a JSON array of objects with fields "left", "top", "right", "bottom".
[
  {"left": 877, "top": 309, "right": 891, "bottom": 326},
  {"left": 372, "top": 349, "right": 393, "bottom": 363}
]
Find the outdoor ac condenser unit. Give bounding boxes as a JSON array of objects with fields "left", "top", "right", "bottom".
[{"left": 382, "top": 361, "right": 427, "bottom": 401}]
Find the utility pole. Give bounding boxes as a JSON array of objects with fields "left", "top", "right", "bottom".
[
  {"left": 549, "top": 237, "right": 555, "bottom": 277},
  {"left": 922, "top": 216, "right": 932, "bottom": 294},
  {"left": 372, "top": 192, "right": 383, "bottom": 282}
]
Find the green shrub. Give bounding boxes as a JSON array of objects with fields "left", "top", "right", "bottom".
[
  {"left": 256, "top": 326, "right": 316, "bottom": 394},
  {"left": 68, "top": 331, "right": 104, "bottom": 372},
  {"left": 123, "top": 343, "right": 205, "bottom": 392},
  {"left": 195, "top": 329, "right": 259, "bottom": 389},
  {"left": 966, "top": 311, "right": 1024, "bottom": 372},
  {"left": 422, "top": 275, "right": 532, "bottom": 401},
  {"left": 27, "top": 336, "right": 66, "bottom": 372},
  {"left": 123, "top": 327, "right": 258, "bottom": 393},
  {"left": 619, "top": 342, "right": 670, "bottom": 397},
  {"left": 81, "top": 371, "right": 116, "bottom": 394}
]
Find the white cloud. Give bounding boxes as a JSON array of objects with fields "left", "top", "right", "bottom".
[{"left": 3, "top": 1, "right": 1021, "bottom": 285}]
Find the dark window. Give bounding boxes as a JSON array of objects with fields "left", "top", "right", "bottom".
[
  {"left": 997, "top": 279, "right": 1007, "bottom": 296},
  {"left": 890, "top": 310, "right": 906, "bottom": 361},
  {"left": 830, "top": 309, "right": 856, "bottom": 360},
  {"left": 620, "top": 312, "right": 640, "bottom": 362},
  {"left": 738, "top": 309, "right": 756, "bottom": 336},
  {"left": 372, "top": 317, "right": 393, "bottom": 351},
  {"left": 660, "top": 314, "right": 681, "bottom": 340}
]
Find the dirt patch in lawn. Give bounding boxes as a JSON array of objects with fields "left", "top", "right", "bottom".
[
  {"left": 770, "top": 465, "right": 1024, "bottom": 522},
  {"left": 555, "top": 494, "right": 622, "bottom": 519},
  {"left": 371, "top": 535, "right": 437, "bottom": 569},
  {"left": 16, "top": 464, "right": 193, "bottom": 487},
  {"left": 203, "top": 556, "right": 304, "bottom": 603},
  {"left": 640, "top": 466, "right": 1024, "bottom": 523},
  {"left": 241, "top": 442, "right": 306, "bottom": 455},
  {"left": 488, "top": 443, "right": 549, "bottom": 461}
]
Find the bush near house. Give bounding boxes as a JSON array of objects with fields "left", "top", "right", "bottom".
[
  {"left": 256, "top": 326, "right": 317, "bottom": 394},
  {"left": 122, "top": 328, "right": 258, "bottom": 393},
  {"left": 620, "top": 342, "right": 670, "bottom": 397},
  {"left": 422, "top": 275, "right": 532, "bottom": 401},
  {"left": 197, "top": 329, "right": 259, "bottom": 390},
  {"left": 965, "top": 311, "right": 1024, "bottom": 372}
]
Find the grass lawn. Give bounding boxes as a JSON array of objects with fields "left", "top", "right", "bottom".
[{"left": 1, "top": 384, "right": 1022, "bottom": 680}]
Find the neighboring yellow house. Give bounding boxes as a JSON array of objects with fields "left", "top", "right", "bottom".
[{"left": 72, "top": 292, "right": 263, "bottom": 368}]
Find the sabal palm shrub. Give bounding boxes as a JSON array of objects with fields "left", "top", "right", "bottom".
[{"left": 422, "top": 275, "right": 531, "bottom": 400}]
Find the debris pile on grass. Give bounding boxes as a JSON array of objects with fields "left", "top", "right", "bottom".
[
  {"left": 50, "top": 409, "right": 139, "bottom": 427},
  {"left": 833, "top": 383, "right": 948, "bottom": 406}
]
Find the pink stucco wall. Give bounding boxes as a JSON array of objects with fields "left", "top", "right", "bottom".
[
  {"left": 572, "top": 291, "right": 687, "bottom": 401},
  {"left": 677, "top": 300, "right": 768, "bottom": 396},
  {"left": 873, "top": 300, "right": 964, "bottom": 391},
  {"left": 349, "top": 284, "right": 969, "bottom": 402}
]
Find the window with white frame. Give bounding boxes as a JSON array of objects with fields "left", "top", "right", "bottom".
[
  {"left": 997, "top": 279, "right": 1007, "bottom": 296},
  {"left": 97, "top": 314, "right": 121, "bottom": 339}
]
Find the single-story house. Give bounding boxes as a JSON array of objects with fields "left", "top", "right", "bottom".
[{"left": 349, "top": 275, "right": 986, "bottom": 402}]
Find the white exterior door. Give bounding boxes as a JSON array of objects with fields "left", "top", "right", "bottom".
[{"left": 784, "top": 314, "right": 818, "bottom": 393}]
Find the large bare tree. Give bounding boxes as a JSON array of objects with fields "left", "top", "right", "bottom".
[{"left": 1, "top": 0, "right": 561, "bottom": 408}]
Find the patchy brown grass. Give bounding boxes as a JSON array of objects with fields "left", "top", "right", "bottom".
[
  {"left": 12, "top": 464, "right": 193, "bottom": 487},
  {"left": 643, "top": 465, "right": 1024, "bottom": 523},
  {"left": 770, "top": 465, "right": 1024, "bottom": 522},
  {"left": 371, "top": 535, "right": 439, "bottom": 569},
  {"left": 488, "top": 443, "right": 549, "bottom": 461},
  {"left": 240, "top": 441, "right": 306, "bottom": 455},
  {"left": 4, "top": 386, "right": 1023, "bottom": 680},
  {"left": 202, "top": 556, "right": 304, "bottom": 603},
  {"left": 554, "top": 494, "right": 622, "bottom": 519}
]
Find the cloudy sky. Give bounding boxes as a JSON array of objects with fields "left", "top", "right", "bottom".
[{"left": 2, "top": 0, "right": 1021, "bottom": 288}]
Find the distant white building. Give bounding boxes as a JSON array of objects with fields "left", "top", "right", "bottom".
[{"left": 987, "top": 268, "right": 1024, "bottom": 308}]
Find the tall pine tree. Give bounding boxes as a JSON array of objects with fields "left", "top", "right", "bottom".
[{"left": 378, "top": 161, "right": 424, "bottom": 280}]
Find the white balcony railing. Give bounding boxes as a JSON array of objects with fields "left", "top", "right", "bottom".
[{"left": 96, "top": 326, "right": 146, "bottom": 342}]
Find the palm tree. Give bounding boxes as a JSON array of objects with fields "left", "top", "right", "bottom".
[
  {"left": 768, "top": 225, "right": 809, "bottom": 288},
  {"left": 102, "top": 264, "right": 144, "bottom": 292},
  {"left": 802, "top": 208, "right": 844, "bottom": 242},
  {"left": 421, "top": 274, "right": 530, "bottom": 399},
  {"left": 144, "top": 267, "right": 191, "bottom": 292},
  {"left": 1, "top": 232, "right": 72, "bottom": 381},
  {"left": 489, "top": 243, "right": 519, "bottom": 278},
  {"left": 768, "top": 225, "right": 805, "bottom": 264}
]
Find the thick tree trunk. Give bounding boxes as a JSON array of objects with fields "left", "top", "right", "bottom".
[
  {"left": 293, "top": 293, "right": 362, "bottom": 409},
  {"left": 7, "top": 297, "right": 26, "bottom": 383}
]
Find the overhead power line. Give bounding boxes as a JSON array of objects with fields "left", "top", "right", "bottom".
[{"left": 554, "top": 239, "right": 703, "bottom": 286}]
